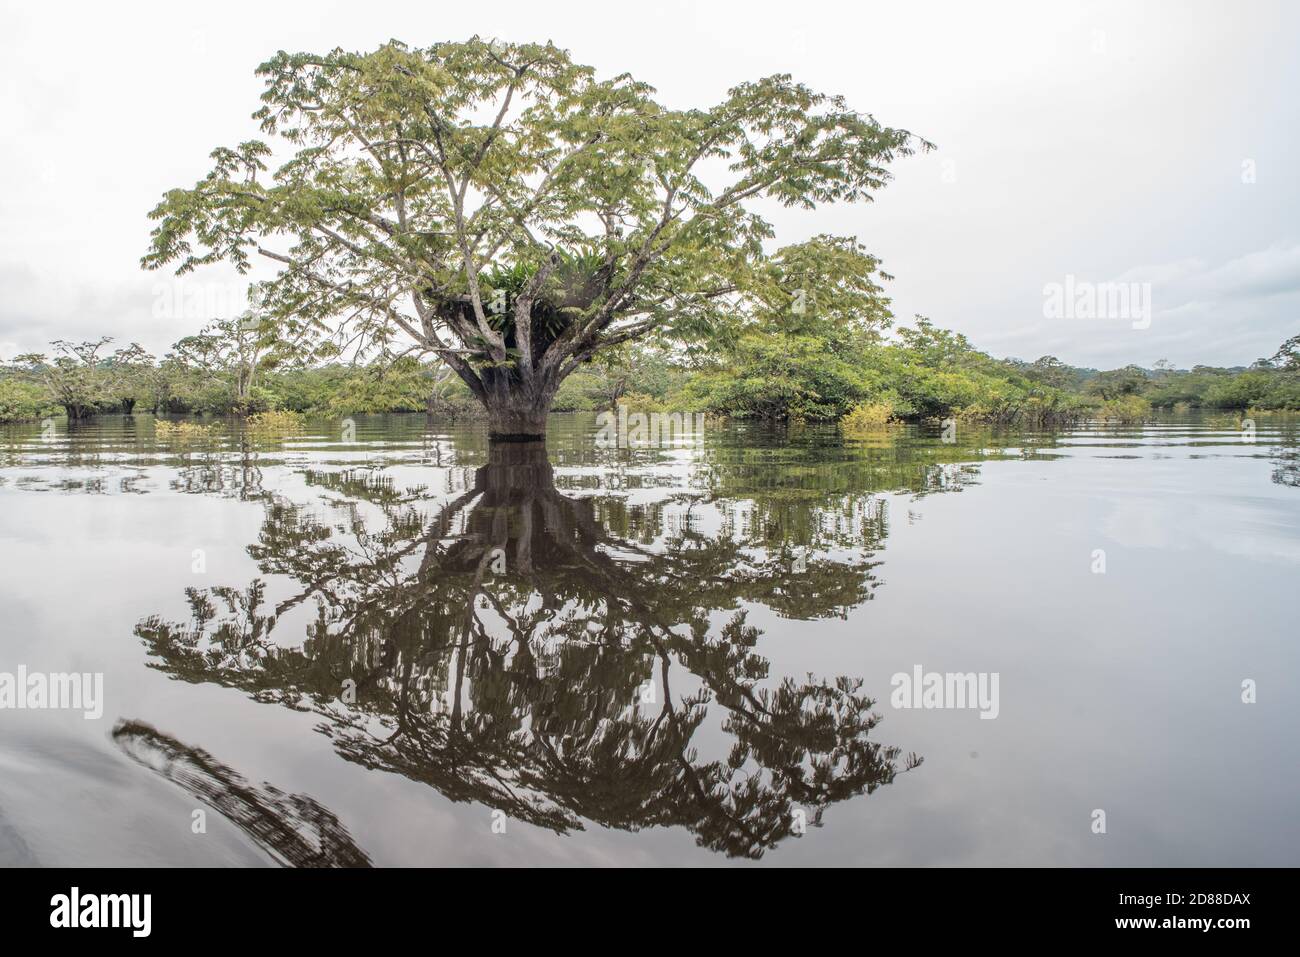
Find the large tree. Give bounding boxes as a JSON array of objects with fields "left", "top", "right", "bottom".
[
  {"left": 143, "top": 38, "right": 925, "bottom": 438},
  {"left": 11, "top": 338, "right": 152, "bottom": 419}
]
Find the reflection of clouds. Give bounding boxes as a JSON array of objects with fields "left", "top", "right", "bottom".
[
  {"left": 1101, "top": 497, "right": 1176, "bottom": 550},
  {"left": 1192, "top": 502, "right": 1300, "bottom": 564},
  {"left": 0, "top": 801, "right": 39, "bottom": 866},
  {"left": 0, "top": 728, "right": 269, "bottom": 867},
  {"left": 1102, "top": 494, "right": 1300, "bottom": 563}
]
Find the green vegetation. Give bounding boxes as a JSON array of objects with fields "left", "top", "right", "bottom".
[
  {"left": 0, "top": 378, "right": 58, "bottom": 422},
  {"left": 1096, "top": 395, "right": 1152, "bottom": 423},
  {"left": 997, "top": 340, "right": 1300, "bottom": 415},
  {"left": 2, "top": 336, "right": 457, "bottom": 422},
  {"left": 841, "top": 401, "right": 895, "bottom": 434},
  {"left": 5, "top": 325, "right": 1296, "bottom": 426},
  {"left": 8, "top": 339, "right": 153, "bottom": 419},
  {"left": 153, "top": 419, "right": 221, "bottom": 442},
  {"left": 686, "top": 313, "right": 1091, "bottom": 425},
  {"left": 244, "top": 410, "right": 305, "bottom": 435}
]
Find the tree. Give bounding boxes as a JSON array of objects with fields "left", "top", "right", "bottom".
[
  {"left": 689, "top": 328, "right": 875, "bottom": 420},
  {"left": 1273, "top": 334, "right": 1300, "bottom": 371},
  {"left": 1203, "top": 370, "right": 1272, "bottom": 409},
  {"left": 893, "top": 316, "right": 975, "bottom": 369},
  {"left": 170, "top": 318, "right": 269, "bottom": 413},
  {"left": 684, "top": 235, "right": 893, "bottom": 419},
  {"left": 12, "top": 338, "right": 146, "bottom": 419},
  {"left": 167, "top": 292, "right": 301, "bottom": 413},
  {"left": 104, "top": 342, "right": 156, "bottom": 413},
  {"left": 580, "top": 346, "right": 637, "bottom": 412},
  {"left": 1085, "top": 364, "right": 1149, "bottom": 401},
  {"left": 142, "top": 38, "right": 927, "bottom": 438},
  {"left": 0, "top": 377, "right": 57, "bottom": 423},
  {"left": 1020, "top": 356, "right": 1076, "bottom": 390},
  {"left": 321, "top": 352, "right": 451, "bottom": 415}
]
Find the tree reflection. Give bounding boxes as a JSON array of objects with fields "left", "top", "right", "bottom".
[
  {"left": 137, "top": 440, "right": 929, "bottom": 859},
  {"left": 1273, "top": 447, "right": 1299, "bottom": 488}
]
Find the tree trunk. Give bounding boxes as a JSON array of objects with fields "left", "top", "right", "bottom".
[
  {"left": 483, "top": 392, "right": 554, "bottom": 441},
  {"left": 482, "top": 439, "right": 553, "bottom": 491},
  {"left": 441, "top": 353, "right": 560, "bottom": 440}
]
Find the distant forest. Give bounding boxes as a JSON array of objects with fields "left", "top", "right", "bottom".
[{"left": 3, "top": 320, "right": 1298, "bottom": 427}]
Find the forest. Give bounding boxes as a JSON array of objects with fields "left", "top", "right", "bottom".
[{"left": 3, "top": 320, "right": 1297, "bottom": 427}]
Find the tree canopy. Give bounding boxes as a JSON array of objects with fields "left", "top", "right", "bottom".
[{"left": 142, "top": 38, "right": 927, "bottom": 435}]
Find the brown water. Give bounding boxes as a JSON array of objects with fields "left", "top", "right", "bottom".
[{"left": 0, "top": 412, "right": 1296, "bottom": 866}]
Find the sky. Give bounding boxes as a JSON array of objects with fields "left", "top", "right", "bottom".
[{"left": 1, "top": 0, "right": 1297, "bottom": 370}]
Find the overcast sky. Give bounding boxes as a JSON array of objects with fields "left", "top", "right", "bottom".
[{"left": 2, "top": 0, "right": 1297, "bottom": 369}]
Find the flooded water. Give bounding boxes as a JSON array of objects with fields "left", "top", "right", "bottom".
[{"left": 0, "top": 412, "right": 1297, "bottom": 866}]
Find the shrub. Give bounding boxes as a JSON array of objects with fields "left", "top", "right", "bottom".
[
  {"left": 245, "top": 410, "right": 305, "bottom": 435},
  {"left": 154, "top": 419, "right": 221, "bottom": 442},
  {"left": 1097, "top": 395, "right": 1150, "bottom": 423},
  {"left": 1203, "top": 371, "right": 1272, "bottom": 410},
  {"left": 0, "top": 379, "right": 58, "bottom": 422},
  {"left": 841, "top": 401, "right": 895, "bottom": 433}
]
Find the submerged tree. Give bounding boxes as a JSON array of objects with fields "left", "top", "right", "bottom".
[
  {"left": 166, "top": 284, "right": 320, "bottom": 414},
  {"left": 170, "top": 316, "right": 277, "bottom": 413},
  {"left": 685, "top": 235, "right": 895, "bottom": 419},
  {"left": 142, "top": 38, "right": 927, "bottom": 437},
  {"left": 11, "top": 338, "right": 153, "bottom": 419}
]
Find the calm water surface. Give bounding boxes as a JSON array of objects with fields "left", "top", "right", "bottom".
[{"left": 1, "top": 412, "right": 1297, "bottom": 866}]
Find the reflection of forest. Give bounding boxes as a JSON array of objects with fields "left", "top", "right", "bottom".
[{"left": 132, "top": 436, "right": 980, "bottom": 858}]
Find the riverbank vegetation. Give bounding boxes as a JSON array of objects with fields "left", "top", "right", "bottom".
[{"left": 4, "top": 326, "right": 1295, "bottom": 426}]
